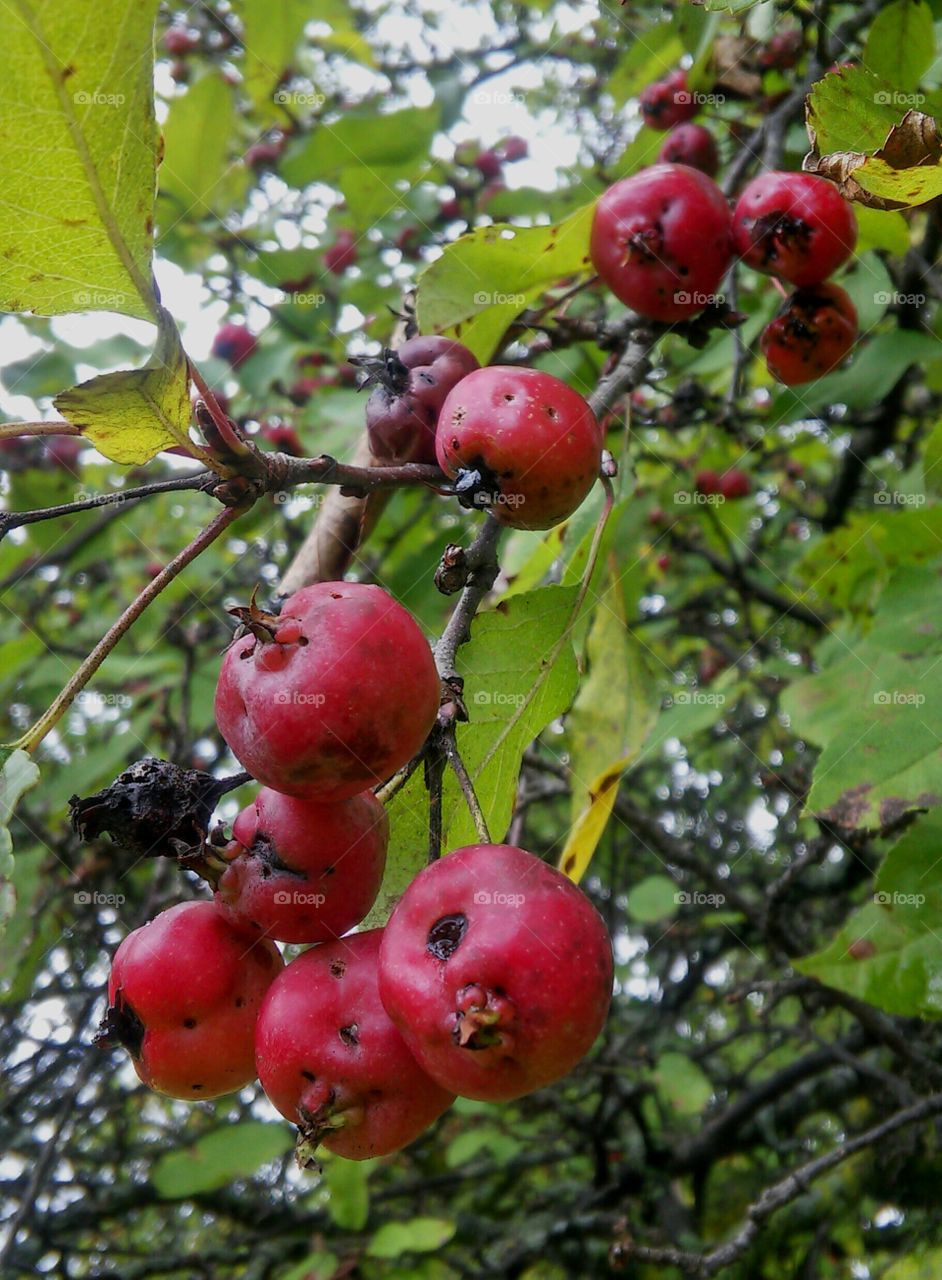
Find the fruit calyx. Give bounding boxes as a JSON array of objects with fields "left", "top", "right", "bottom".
[
  {"left": 94, "top": 992, "right": 145, "bottom": 1059},
  {"left": 350, "top": 348, "right": 411, "bottom": 396},
  {"left": 453, "top": 984, "right": 516, "bottom": 1052},
  {"left": 296, "top": 1088, "right": 365, "bottom": 1166},
  {"left": 452, "top": 460, "right": 502, "bottom": 513},
  {"left": 745, "top": 211, "right": 811, "bottom": 270}
]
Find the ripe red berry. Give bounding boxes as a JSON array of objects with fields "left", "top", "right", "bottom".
[
  {"left": 163, "top": 27, "right": 199, "bottom": 56},
  {"left": 500, "top": 135, "right": 528, "bottom": 162},
  {"left": 439, "top": 196, "right": 462, "bottom": 220},
  {"left": 256, "top": 930, "right": 454, "bottom": 1160},
  {"left": 214, "top": 581, "right": 441, "bottom": 801},
  {"left": 44, "top": 436, "right": 83, "bottom": 472},
  {"left": 732, "top": 172, "right": 857, "bottom": 287},
  {"left": 591, "top": 164, "right": 733, "bottom": 322},
  {"left": 435, "top": 366, "right": 602, "bottom": 530},
  {"left": 260, "top": 422, "right": 304, "bottom": 455},
  {"left": 216, "top": 787, "right": 388, "bottom": 944},
  {"left": 365, "top": 336, "right": 480, "bottom": 464},
  {"left": 245, "top": 138, "right": 284, "bottom": 171},
  {"left": 324, "top": 229, "right": 357, "bottom": 275},
  {"left": 96, "top": 901, "right": 282, "bottom": 1100},
  {"left": 640, "top": 68, "right": 698, "bottom": 131},
  {"left": 695, "top": 468, "right": 721, "bottom": 495},
  {"left": 719, "top": 468, "right": 751, "bottom": 500},
  {"left": 657, "top": 123, "right": 719, "bottom": 177},
  {"left": 760, "top": 283, "right": 858, "bottom": 385},
  {"left": 395, "top": 225, "right": 421, "bottom": 257},
  {"left": 212, "top": 323, "right": 257, "bottom": 369},
  {"left": 759, "top": 30, "right": 803, "bottom": 70},
  {"left": 473, "top": 149, "right": 502, "bottom": 180},
  {"left": 656, "top": 553, "right": 672, "bottom": 571},
  {"left": 378, "top": 843, "right": 613, "bottom": 1102}
]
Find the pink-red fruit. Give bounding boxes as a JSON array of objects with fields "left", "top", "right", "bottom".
[
  {"left": 214, "top": 582, "right": 441, "bottom": 801},
  {"left": 474, "top": 149, "right": 503, "bottom": 180},
  {"left": 591, "top": 164, "right": 733, "bottom": 322},
  {"left": 719, "top": 469, "right": 750, "bottom": 500},
  {"left": 732, "top": 172, "right": 857, "bottom": 287},
  {"left": 324, "top": 229, "right": 357, "bottom": 275},
  {"left": 435, "top": 366, "right": 602, "bottom": 530},
  {"left": 640, "top": 68, "right": 698, "bottom": 131},
  {"left": 256, "top": 930, "right": 454, "bottom": 1159},
  {"left": 97, "top": 901, "right": 282, "bottom": 1100},
  {"left": 501, "top": 136, "right": 529, "bottom": 162},
  {"left": 378, "top": 843, "right": 614, "bottom": 1102},
  {"left": 212, "top": 324, "right": 257, "bottom": 368},
  {"left": 216, "top": 787, "right": 388, "bottom": 943},
  {"left": 760, "top": 283, "right": 858, "bottom": 385},
  {"left": 657, "top": 123, "right": 719, "bottom": 177},
  {"left": 365, "top": 336, "right": 480, "bottom": 464}
]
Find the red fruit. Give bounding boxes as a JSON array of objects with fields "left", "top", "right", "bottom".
[
  {"left": 44, "top": 436, "right": 83, "bottom": 471},
  {"left": 695, "top": 468, "right": 721, "bottom": 495},
  {"left": 163, "top": 27, "right": 199, "bottom": 56},
  {"left": 298, "top": 351, "right": 328, "bottom": 369},
  {"left": 216, "top": 788, "right": 388, "bottom": 944},
  {"left": 732, "top": 172, "right": 857, "bottom": 287},
  {"left": 245, "top": 138, "right": 284, "bottom": 171},
  {"left": 396, "top": 225, "right": 421, "bottom": 257},
  {"left": 436, "top": 366, "right": 601, "bottom": 530},
  {"left": 657, "top": 123, "right": 719, "bottom": 177},
  {"left": 256, "top": 930, "right": 454, "bottom": 1160},
  {"left": 286, "top": 376, "right": 329, "bottom": 406},
  {"left": 439, "top": 197, "right": 462, "bottom": 220},
  {"left": 96, "top": 901, "right": 282, "bottom": 1100},
  {"left": 212, "top": 324, "right": 257, "bottom": 368},
  {"left": 640, "top": 68, "right": 698, "bottom": 131},
  {"left": 365, "top": 336, "right": 480, "bottom": 464},
  {"left": 760, "top": 283, "right": 858, "bottom": 385},
  {"left": 719, "top": 469, "right": 750, "bottom": 500},
  {"left": 378, "top": 843, "right": 613, "bottom": 1102},
  {"left": 656, "top": 553, "right": 672, "bottom": 571},
  {"left": 590, "top": 164, "right": 733, "bottom": 322},
  {"left": 214, "top": 581, "right": 441, "bottom": 801},
  {"left": 501, "top": 135, "right": 528, "bottom": 162},
  {"left": 474, "top": 149, "right": 502, "bottom": 180},
  {"left": 324, "top": 229, "right": 357, "bottom": 275},
  {"left": 759, "top": 31, "right": 803, "bottom": 70},
  {"left": 260, "top": 422, "right": 304, "bottom": 455}
]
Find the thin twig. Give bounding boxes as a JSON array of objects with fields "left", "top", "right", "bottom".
[{"left": 443, "top": 728, "right": 492, "bottom": 843}]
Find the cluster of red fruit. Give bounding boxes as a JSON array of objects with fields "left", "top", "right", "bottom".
[
  {"left": 591, "top": 67, "right": 859, "bottom": 386},
  {"left": 98, "top": 581, "right": 612, "bottom": 1159}
]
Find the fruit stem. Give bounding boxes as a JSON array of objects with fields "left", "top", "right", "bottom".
[
  {"left": 188, "top": 361, "right": 254, "bottom": 460},
  {"left": 434, "top": 515, "right": 502, "bottom": 682},
  {"left": 8, "top": 506, "right": 244, "bottom": 757}
]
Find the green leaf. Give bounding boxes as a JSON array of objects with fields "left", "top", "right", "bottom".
[
  {"left": 368, "top": 585, "right": 579, "bottom": 926},
  {"left": 281, "top": 106, "right": 439, "bottom": 186},
  {"left": 884, "top": 1248, "right": 942, "bottom": 1279},
  {"left": 782, "top": 564, "right": 942, "bottom": 828},
  {"left": 0, "top": 750, "right": 41, "bottom": 929},
  {"left": 806, "top": 67, "right": 904, "bottom": 156},
  {"left": 444, "top": 1126, "right": 521, "bottom": 1169},
  {"left": 151, "top": 1123, "right": 293, "bottom": 1198},
  {"left": 796, "top": 810, "right": 942, "bottom": 1017},
  {"left": 852, "top": 206, "right": 911, "bottom": 256},
  {"left": 0, "top": 0, "right": 159, "bottom": 319},
  {"left": 242, "top": 0, "right": 314, "bottom": 108},
  {"left": 1, "top": 349, "right": 76, "bottom": 400},
  {"left": 605, "top": 24, "right": 684, "bottom": 108},
  {"left": 159, "top": 72, "right": 246, "bottom": 219},
  {"left": 769, "top": 331, "right": 938, "bottom": 416},
  {"left": 629, "top": 875, "right": 680, "bottom": 924},
  {"left": 279, "top": 1256, "right": 339, "bottom": 1280},
  {"left": 54, "top": 307, "right": 192, "bottom": 464},
  {"left": 863, "top": 0, "right": 935, "bottom": 91},
  {"left": 324, "top": 1154, "right": 372, "bottom": 1230},
  {"left": 415, "top": 206, "right": 594, "bottom": 364},
  {"left": 653, "top": 1052, "right": 714, "bottom": 1116},
  {"left": 367, "top": 1218, "right": 456, "bottom": 1259},
  {"left": 855, "top": 156, "right": 942, "bottom": 209}
]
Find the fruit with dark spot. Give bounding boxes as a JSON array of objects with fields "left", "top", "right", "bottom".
[
  {"left": 639, "top": 68, "right": 698, "bottom": 131},
  {"left": 657, "top": 123, "right": 719, "bottom": 176},
  {"left": 95, "top": 900, "right": 282, "bottom": 1100},
  {"left": 760, "top": 283, "right": 858, "bottom": 385},
  {"left": 212, "top": 324, "right": 257, "bottom": 368},
  {"left": 732, "top": 171, "right": 857, "bottom": 287},
  {"left": 216, "top": 787, "right": 388, "bottom": 943},
  {"left": 324, "top": 229, "right": 357, "bottom": 275},
  {"left": 214, "top": 582, "right": 441, "bottom": 800},
  {"left": 378, "top": 843, "right": 613, "bottom": 1101},
  {"left": 255, "top": 930, "right": 454, "bottom": 1159},
  {"left": 364, "top": 336, "right": 480, "bottom": 464},
  {"left": 590, "top": 164, "right": 733, "bottom": 322},
  {"left": 435, "top": 366, "right": 602, "bottom": 530}
]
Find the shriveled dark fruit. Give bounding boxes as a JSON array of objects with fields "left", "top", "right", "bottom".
[
  {"left": 96, "top": 901, "right": 282, "bottom": 1100},
  {"left": 694, "top": 468, "right": 721, "bottom": 496},
  {"left": 760, "top": 283, "right": 858, "bottom": 385},
  {"left": 212, "top": 323, "right": 257, "bottom": 368},
  {"left": 657, "top": 123, "right": 719, "bottom": 177},
  {"left": 590, "top": 164, "right": 733, "bottom": 322},
  {"left": 363, "top": 336, "right": 480, "bottom": 464},
  {"left": 435, "top": 366, "right": 602, "bottom": 530},
  {"left": 639, "top": 68, "right": 698, "bottom": 131},
  {"left": 378, "top": 843, "right": 614, "bottom": 1102},
  {"left": 216, "top": 787, "right": 388, "bottom": 944},
  {"left": 732, "top": 171, "right": 857, "bottom": 287},
  {"left": 214, "top": 582, "right": 441, "bottom": 801},
  {"left": 255, "top": 930, "right": 454, "bottom": 1160}
]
